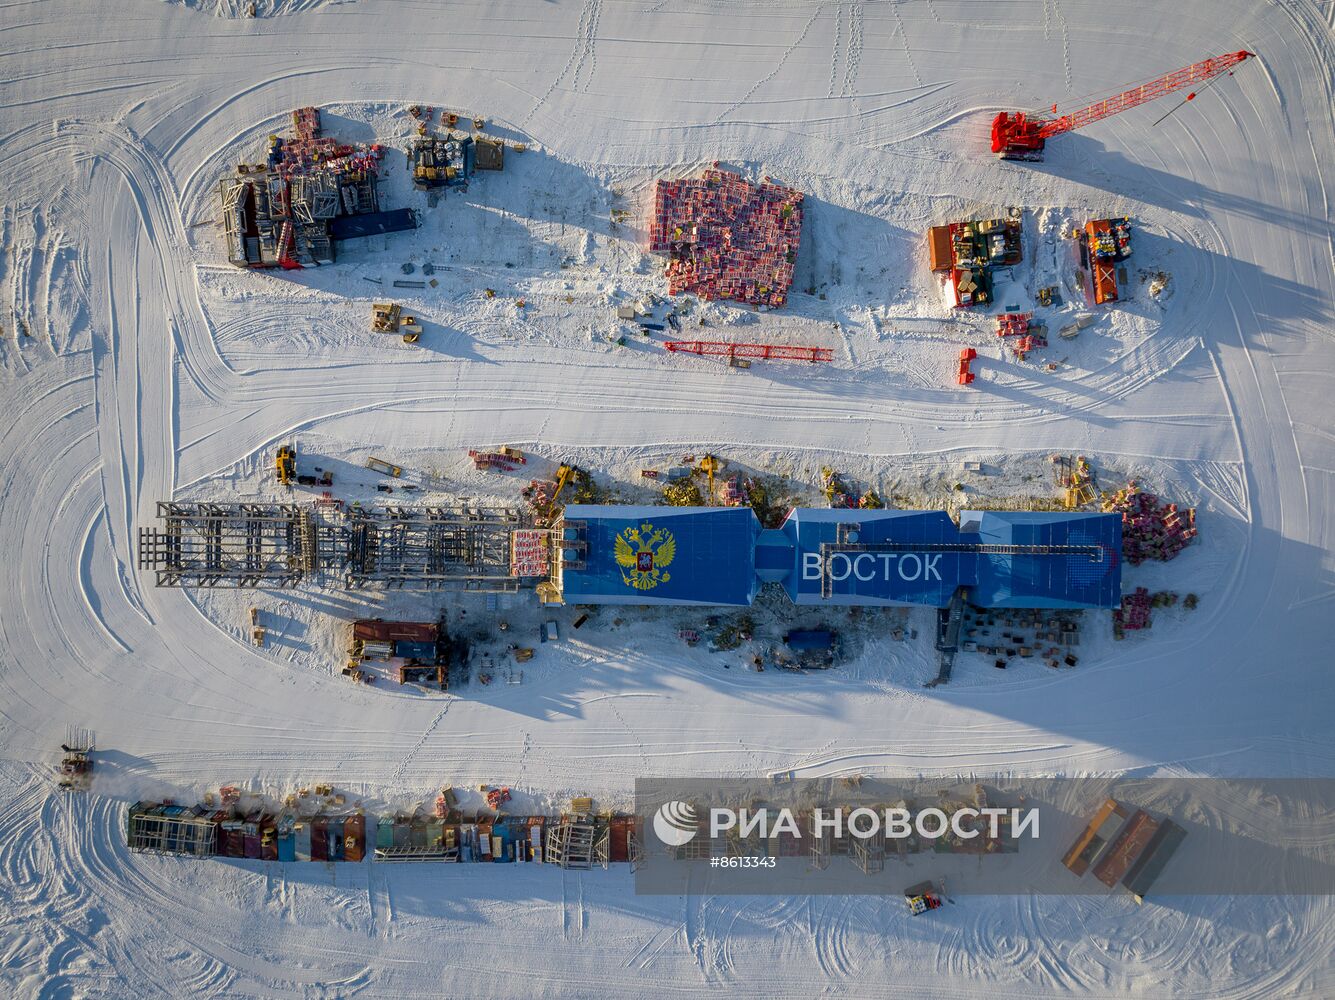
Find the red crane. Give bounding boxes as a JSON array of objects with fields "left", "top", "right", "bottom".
[{"left": 992, "top": 50, "right": 1254, "bottom": 160}]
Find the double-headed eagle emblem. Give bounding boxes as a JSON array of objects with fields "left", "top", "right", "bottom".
[{"left": 614, "top": 522, "right": 676, "bottom": 591}]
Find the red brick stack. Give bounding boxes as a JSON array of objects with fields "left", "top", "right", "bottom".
[{"left": 648, "top": 167, "right": 804, "bottom": 308}]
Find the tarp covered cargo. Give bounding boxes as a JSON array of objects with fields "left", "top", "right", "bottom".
[{"left": 329, "top": 208, "right": 417, "bottom": 240}]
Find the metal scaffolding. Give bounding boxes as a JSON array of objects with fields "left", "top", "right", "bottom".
[
  {"left": 137, "top": 502, "right": 307, "bottom": 588},
  {"left": 344, "top": 505, "right": 520, "bottom": 590},
  {"left": 140, "top": 501, "right": 523, "bottom": 591}
]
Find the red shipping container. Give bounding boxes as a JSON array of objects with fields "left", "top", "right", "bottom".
[{"left": 311, "top": 818, "right": 330, "bottom": 861}]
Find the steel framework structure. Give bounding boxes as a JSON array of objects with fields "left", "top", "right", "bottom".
[
  {"left": 138, "top": 502, "right": 307, "bottom": 588},
  {"left": 344, "top": 505, "right": 520, "bottom": 590},
  {"left": 140, "top": 501, "right": 522, "bottom": 591}
]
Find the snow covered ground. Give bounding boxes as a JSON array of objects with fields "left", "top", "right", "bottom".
[{"left": 1, "top": 0, "right": 1333, "bottom": 996}]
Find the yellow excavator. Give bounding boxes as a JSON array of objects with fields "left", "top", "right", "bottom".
[
  {"left": 276, "top": 445, "right": 296, "bottom": 488},
  {"left": 543, "top": 463, "right": 575, "bottom": 522},
  {"left": 698, "top": 454, "right": 722, "bottom": 503}
]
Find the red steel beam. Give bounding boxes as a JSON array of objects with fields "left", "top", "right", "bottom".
[{"left": 665, "top": 341, "right": 833, "bottom": 362}]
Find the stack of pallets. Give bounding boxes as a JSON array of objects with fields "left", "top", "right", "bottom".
[{"left": 648, "top": 167, "right": 804, "bottom": 308}]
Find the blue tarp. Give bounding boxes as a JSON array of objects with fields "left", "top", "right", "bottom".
[
  {"left": 329, "top": 208, "right": 417, "bottom": 240},
  {"left": 785, "top": 629, "right": 835, "bottom": 651},
  {"left": 559, "top": 505, "right": 761, "bottom": 606},
  {"left": 394, "top": 640, "right": 436, "bottom": 660}
]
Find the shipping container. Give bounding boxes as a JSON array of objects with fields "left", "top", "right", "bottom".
[
  {"left": 311, "top": 818, "right": 329, "bottom": 861},
  {"left": 344, "top": 814, "right": 366, "bottom": 862},
  {"left": 352, "top": 620, "right": 439, "bottom": 643},
  {"left": 276, "top": 818, "right": 295, "bottom": 863},
  {"left": 1093, "top": 810, "right": 1160, "bottom": 887},
  {"left": 928, "top": 225, "right": 953, "bottom": 272},
  {"left": 294, "top": 821, "right": 312, "bottom": 861},
  {"left": 394, "top": 640, "right": 437, "bottom": 660},
  {"left": 221, "top": 821, "right": 246, "bottom": 858}
]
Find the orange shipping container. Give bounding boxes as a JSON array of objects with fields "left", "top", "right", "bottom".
[{"left": 928, "top": 226, "right": 953, "bottom": 273}]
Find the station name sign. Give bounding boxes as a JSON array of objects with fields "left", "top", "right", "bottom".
[{"left": 802, "top": 551, "right": 944, "bottom": 583}]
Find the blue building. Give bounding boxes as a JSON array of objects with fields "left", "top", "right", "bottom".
[
  {"left": 553, "top": 505, "right": 1120, "bottom": 609},
  {"left": 556, "top": 505, "right": 761, "bottom": 606}
]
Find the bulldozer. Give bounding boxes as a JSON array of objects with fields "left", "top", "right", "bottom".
[{"left": 276, "top": 445, "right": 296, "bottom": 488}]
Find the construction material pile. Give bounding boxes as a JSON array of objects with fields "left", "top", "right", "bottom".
[
  {"left": 269, "top": 107, "right": 384, "bottom": 182},
  {"left": 649, "top": 167, "right": 804, "bottom": 308},
  {"left": 1114, "top": 586, "right": 1153, "bottom": 633},
  {"left": 1103, "top": 485, "right": 1197, "bottom": 564}
]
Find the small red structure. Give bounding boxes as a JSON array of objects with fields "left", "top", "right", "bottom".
[
  {"left": 957, "top": 348, "right": 977, "bottom": 385},
  {"left": 649, "top": 167, "right": 804, "bottom": 308},
  {"left": 469, "top": 449, "right": 521, "bottom": 471},
  {"left": 996, "top": 312, "right": 1032, "bottom": 337},
  {"left": 665, "top": 341, "right": 832, "bottom": 363}
]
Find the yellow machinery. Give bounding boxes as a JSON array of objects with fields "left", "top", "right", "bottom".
[
  {"left": 276, "top": 445, "right": 296, "bottom": 488},
  {"left": 698, "top": 454, "right": 722, "bottom": 503},
  {"left": 545, "top": 464, "right": 575, "bottom": 519},
  {"left": 366, "top": 456, "right": 403, "bottom": 478},
  {"left": 371, "top": 302, "right": 402, "bottom": 332},
  {"left": 372, "top": 302, "right": 421, "bottom": 343}
]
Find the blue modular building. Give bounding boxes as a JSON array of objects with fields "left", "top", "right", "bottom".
[
  {"left": 554, "top": 505, "right": 1120, "bottom": 609},
  {"left": 961, "top": 510, "right": 1121, "bottom": 609},
  {"left": 557, "top": 505, "right": 762, "bottom": 606}
]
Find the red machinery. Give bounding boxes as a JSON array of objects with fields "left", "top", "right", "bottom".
[{"left": 992, "top": 50, "right": 1254, "bottom": 159}]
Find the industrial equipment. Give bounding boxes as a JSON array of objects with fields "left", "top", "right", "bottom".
[
  {"left": 991, "top": 50, "right": 1254, "bottom": 160},
  {"left": 366, "top": 456, "right": 403, "bottom": 478},
  {"left": 698, "top": 454, "right": 722, "bottom": 503},
  {"left": 1084, "top": 218, "right": 1133, "bottom": 305},
  {"left": 276, "top": 445, "right": 296, "bottom": 487},
  {"left": 544, "top": 463, "right": 575, "bottom": 520}
]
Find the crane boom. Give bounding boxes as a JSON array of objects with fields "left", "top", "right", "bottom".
[{"left": 992, "top": 50, "right": 1254, "bottom": 159}]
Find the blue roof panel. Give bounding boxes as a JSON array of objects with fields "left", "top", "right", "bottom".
[
  {"left": 781, "top": 509, "right": 968, "bottom": 606},
  {"left": 559, "top": 505, "right": 761, "bottom": 606},
  {"left": 963, "top": 511, "right": 1122, "bottom": 608}
]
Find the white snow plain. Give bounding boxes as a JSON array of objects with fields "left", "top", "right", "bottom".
[{"left": 0, "top": 0, "right": 1333, "bottom": 996}]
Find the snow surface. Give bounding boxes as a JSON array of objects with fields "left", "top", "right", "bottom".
[{"left": 1, "top": 0, "right": 1333, "bottom": 996}]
